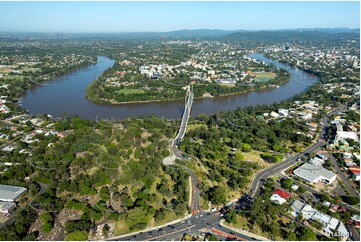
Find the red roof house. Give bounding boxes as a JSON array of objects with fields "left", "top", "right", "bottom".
[
  {"left": 349, "top": 166, "right": 360, "bottom": 174},
  {"left": 338, "top": 207, "right": 347, "bottom": 213},
  {"left": 330, "top": 204, "right": 339, "bottom": 212},
  {"left": 274, "top": 188, "right": 292, "bottom": 199}
]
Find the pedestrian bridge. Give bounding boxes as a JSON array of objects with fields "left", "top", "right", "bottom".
[{"left": 175, "top": 85, "right": 194, "bottom": 144}]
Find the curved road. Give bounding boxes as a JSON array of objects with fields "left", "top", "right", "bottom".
[
  {"left": 248, "top": 141, "right": 325, "bottom": 198},
  {"left": 248, "top": 105, "right": 346, "bottom": 198}
]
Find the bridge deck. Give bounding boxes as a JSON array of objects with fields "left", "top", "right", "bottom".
[{"left": 176, "top": 85, "right": 193, "bottom": 143}]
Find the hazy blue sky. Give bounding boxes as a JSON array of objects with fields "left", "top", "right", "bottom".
[{"left": 0, "top": 1, "right": 359, "bottom": 32}]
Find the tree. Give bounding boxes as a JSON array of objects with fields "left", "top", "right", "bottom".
[
  {"left": 225, "top": 210, "right": 237, "bottom": 224},
  {"left": 297, "top": 186, "right": 306, "bottom": 194},
  {"left": 234, "top": 151, "right": 244, "bottom": 161},
  {"left": 281, "top": 179, "right": 293, "bottom": 189},
  {"left": 321, "top": 194, "right": 333, "bottom": 203},
  {"left": 207, "top": 186, "right": 227, "bottom": 205},
  {"left": 102, "top": 224, "right": 110, "bottom": 238},
  {"left": 154, "top": 208, "right": 166, "bottom": 222},
  {"left": 125, "top": 207, "right": 149, "bottom": 231},
  {"left": 206, "top": 234, "right": 218, "bottom": 241},
  {"left": 299, "top": 227, "right": 317, "bottom": 241},
  {"left": 261, "top": 153, "right": 278, "bottom": 163},
  {"left": 344, "top": 196, "right": 359, "bottom": 205},
  {"left": 287, "top": 231, "right": 297, "bottom": 241},
  {"left": 242, "top": 143, "right": 251, "bottom": 152},
  {"left": 310, "top": 220, "right": 324, "bottom": 230},
  {"left": 268, "top": 221, "right": 281, "bottom": 239},
  {"left": 64, "top": 217, "right": 91, "bottom": 234},
  {"left": 42, "top": 222, "right": 53, "bottom": 233},
  {"left": 99, "top": 187, "right": 110, "bottom": 201}
]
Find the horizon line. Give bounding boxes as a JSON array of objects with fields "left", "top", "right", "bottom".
[{"left": 1, "top": 27, "right": 360, "bottom": 34}]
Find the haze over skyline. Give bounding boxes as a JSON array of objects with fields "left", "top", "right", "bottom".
[{"left": 0, "top": 1, "right": 359, "bottom": 33}]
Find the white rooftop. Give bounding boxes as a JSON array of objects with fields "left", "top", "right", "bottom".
[
  {"left": 291, "top": 184, "right": 299, "bottom": 191},
  {"left": 270, "top": 194, "right": 287, "bottom": 205},
  {"left": 309, "top": 157, "right": 325, "bottom": 167},
  {"left": 337, "top": 222, "right": 349, "bottom": 239},
  {"left": 313, "top": 211, "right": 331, "bottom": 225},
  {"left": 0, "top": 184, "right": 27, "bottom": 202},
  {"left": 302, "top": 204, "right": 317, "bottom": 220},
  {"left": 290, "top": 200, "right": 305, "bottom": 214},
  {"left": 294, "top": 163, "right": 336, "bottom": 183}
]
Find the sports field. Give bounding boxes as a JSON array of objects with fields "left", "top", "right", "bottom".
[{"left": 116, "top": 88, "right": 145, "bottom": 95}]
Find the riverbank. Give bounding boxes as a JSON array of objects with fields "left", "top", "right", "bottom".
[{"left": 21, "top": 54, "right": 319, "bottom": 120}]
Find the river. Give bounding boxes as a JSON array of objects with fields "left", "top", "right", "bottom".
[{"left": 20, "top": 53, "right": 319, "bottom": 120}]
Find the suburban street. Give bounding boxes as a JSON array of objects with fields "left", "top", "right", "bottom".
[
  {"left": 248, "top": 105, "right": 346, "bottom": 198},
  {"left": 347, "top": 224, "right": 361, "bottom": 242},
  {"left": 248, "top": 141, "right": 325, "bottom": 198},
  {"left": 327, "top": 152, "right": 359, "bottom": 197}
]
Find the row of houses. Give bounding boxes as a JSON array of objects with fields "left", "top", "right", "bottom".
[{"left": 290, "top": 200, "right": 349, "bottom": 240}]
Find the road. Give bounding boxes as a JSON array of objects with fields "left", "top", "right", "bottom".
[
  {"left": 326, "top": 153, "right": 359, "bottom": 197},
  {"left": 248, "top": 141, "right": 325, "bottom": 198},
  {"left": 176, "top": 85, "right": 193, "bottom": 143},
  {"left": 248, "top": 105, "right": 346, "bottom": 198},
  {"left": 177, "top": 165, "right": 201, "bottom": 212},
  {"left": 110, "top": 105, "right": 350, "bottom": 241},
  {"left": 163, "top": 85, "right": 200, "bottom": 212},
  {"left": 112, "top": 211, "right": 257, "bottom": 241},
  {"left": 346, "top": 224, "right": 360, "bottom": 242}
]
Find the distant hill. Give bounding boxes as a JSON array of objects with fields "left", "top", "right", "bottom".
[
  {"left": 164, "top": 29, "right": 235, "bottom": 37},
  {"left": 271, "top": 28, "right": 360, "bottom": 34},
  {"left": 225, "top": 30, "right": 360, "bottom": 43},
  {"left": 1, "top": 28, "right": 359, "bottom": 41},
  {"left": 161, "top": 28, "right": 360, "bottom": 38}
]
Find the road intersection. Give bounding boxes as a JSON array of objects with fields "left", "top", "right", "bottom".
[{"left": 109, "top": 105, "right": 354, "bottom": 241}]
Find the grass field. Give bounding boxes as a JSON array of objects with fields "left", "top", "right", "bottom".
[
  {"left": 248, "top": 71, "right": 276, "bottom": 83},
  {"left": 116, "top": 89, "right": 145, "bottom": 95},
  {"left": 249, "top": 71, "right": 276, "bottom": 79},
  {"left": 1, "top": 75, "right": 25, "bottom": 81}
]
